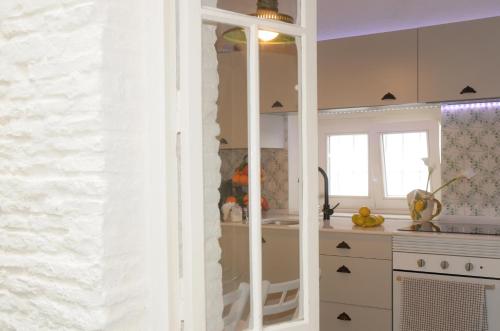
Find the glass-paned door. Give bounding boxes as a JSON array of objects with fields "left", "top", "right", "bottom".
[{"left": 177, "top": 1, "right": 318, "bottom": 330}]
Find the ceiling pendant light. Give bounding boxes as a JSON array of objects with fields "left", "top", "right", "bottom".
[{"left": 222, "top": 0, "right": 295, "bottom": 45}]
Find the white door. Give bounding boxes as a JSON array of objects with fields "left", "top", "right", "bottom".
[{"left": 176, "top": 1, "right": 319, "bottom": 330}]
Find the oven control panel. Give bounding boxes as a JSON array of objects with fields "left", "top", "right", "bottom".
[{"left": 393, "top": 252, "right": 500, "bottom": 278}]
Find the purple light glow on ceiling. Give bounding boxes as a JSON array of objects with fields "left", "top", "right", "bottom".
[{"left": 318, "top": 0, "right": 500, "bottom": 40}]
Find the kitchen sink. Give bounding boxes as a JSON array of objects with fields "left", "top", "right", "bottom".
[{"left": 262, "top": 217, "right": 299, "bottom": 226}]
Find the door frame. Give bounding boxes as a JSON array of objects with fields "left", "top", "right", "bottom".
[{"left": 175, "top": 1, "right": 319, "bottom": 330}]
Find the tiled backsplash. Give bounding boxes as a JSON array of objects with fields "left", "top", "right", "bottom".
[
  {"left": 441, "top": 103, "right": 500, "bottom": 217},
  {"left": 219, "top": 149, "right": 288, "bottom": 209}
]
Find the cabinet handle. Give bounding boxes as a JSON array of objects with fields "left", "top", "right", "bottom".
[
  {"left": 272, "top": 100, "right": 283, "bottom": 108},
  {"left": 219, "top": 137, "right": 228, "bottom": 145},
  {"left": 336, "top": 241, "right": 351, "bottom": 249},
  {"left": 336, "top": 265, "right": 351, "bottom": 274},
  {"left": 460, "top": 85, "right": 477, "bottom": 94},
  {"left": 337, "top": 312, "right": 351, "bottom": 321},
  {"left": 381, "top": 92, "right": 396, "bottom": 100},
  {"left": 262, "top": 237, "right": 266, "bottom": 244}
]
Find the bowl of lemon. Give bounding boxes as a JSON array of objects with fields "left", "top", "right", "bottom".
[{"left": 352, "top": 207, "right": 384, "bottom": 228}]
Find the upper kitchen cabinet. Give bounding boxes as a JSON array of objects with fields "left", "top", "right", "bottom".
[
  {"left": 217, "top": 51, "right": 286, "bottom": 150},
  {"left": 418, "top": 17, "right": 500, "bottom": 103},
  {"left": 318, "top": 29, "right": 418, "bottom": 110},
  {"left": 217, "top": 51, "right": 248, "bottom": 149},
  {"left": 260, "top": 50, "right": 299, "bottom": 113}
]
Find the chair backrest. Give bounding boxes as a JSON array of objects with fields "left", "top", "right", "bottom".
[
  {"left": 223, "top": 282, "right": 250, "bottom": 331},
  {"left": 262, "top": 279, "right": 300, "bottom": 318}
]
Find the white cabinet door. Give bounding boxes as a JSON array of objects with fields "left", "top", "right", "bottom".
[
  {"left": 318, "top": 29, "right": 418, "bottom": 110},
  {"left": 217, "top": 52, "right": 248, "bottom": 149},
  {"left": 220, "top": 225, "right": 300, "bottom": 287},
  {"left": 262, "top": 228, "right": 300, "bottom": 283},
  {"left": 217, "top": 52, "right": 286, "bottom": 149},
  {"left": 419, "top": 17, "right": 500, "bottom": 102},
  {"left": 217, "top": 52, "right": 243, "bottom": 149},
  {"left": 260, "top": 51, "right": 299, "bottom": 113}
]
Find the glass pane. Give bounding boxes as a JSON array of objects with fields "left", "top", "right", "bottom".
[
  {"left": 202, "top": 22, "right": 252, "bottom": 330},
  {"left": 327, "top": 134, "right": 369, "bottom": 196},
  {"left": 206, "top": 0, "right": 298, "bottom": 27},
  {"left": 382, "top": 132, "right": 429, "bottom": 197},
  {"left": 260, "top": 33, "right": 301, "bottom": 326},
  {"left": 203, "top": 21, "right": 303, "bottom": 329}
]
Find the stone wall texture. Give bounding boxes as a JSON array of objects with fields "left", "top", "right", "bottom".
[
  {"left": 202, "top": 20, "right": 225, "bottom": 331},
  {"left": 0, "top": 1, "right": 149, "bottom": 330}
]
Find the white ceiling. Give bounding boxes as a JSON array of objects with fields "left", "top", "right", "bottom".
[
  {"left": 318, "top": 0, "right": 500, "bottom": 40},
  {"left": 217, "top": 0, "right": 500, "bottom": 41}
]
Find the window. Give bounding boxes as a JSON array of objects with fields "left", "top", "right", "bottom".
[
  {"left": 319, "top": 110, "right": 441, "bottom": 214},
  {"left": 327, "top": 134, "right": 369, "bottom": 196},
  {"left": 381, "top": 132, "right": 429, "bottom": 198},
  {"left": 193, "top": 2, "right": 319, "bottom": 330}
]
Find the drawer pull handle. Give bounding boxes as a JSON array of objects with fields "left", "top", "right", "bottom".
[
  {"left": 272, "top": 100, "right": 284, "bottom": 108},
  {"left": 381, "top": 92, "right": 396, "bottom": 100},
  {"left": 460, "top": 85, "right": 477, "bottom": 95},
  {"left": 336, "top": 241, "right": 351, "bottom": 249},
  {"left": 337, "top": 312, "right": 351, "bottom": 321},
  {"left": 336, "top": 265, "right": 351, "bottom": 274}
]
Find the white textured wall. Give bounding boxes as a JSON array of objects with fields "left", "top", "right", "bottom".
[
  {"left": 201, "top": 1, "right": 224, "bottom": 330},
  {"left": 202, "top": 20, "right": 225, "bottom": 331},
  {"left": 0, "top": 1, "right": 150, "bottom": 329}
]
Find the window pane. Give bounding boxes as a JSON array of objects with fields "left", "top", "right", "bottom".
[
  {"left": 206, "top": 0, "right": 298, "bottom": 27},
  {"left": 260, "top": 34, "right": 302, "bottom": 327},
  {"left": 327, "top": 134, "right": 369, "bottom": 196},
  {"left": 203, "top": 22, "right": 252, "bottom": 330},
  {"left": 382, "top": 132, "right": 429, "bottom": 198}
]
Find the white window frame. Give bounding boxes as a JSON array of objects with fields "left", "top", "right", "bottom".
[
  {"left": 319, "top": 111, "right": 441, "bottom": 215},
  {"left": 177, "top": 1, "right": 319, "bottom": 331},
  {"left": 373, "top": 121, "right": 440, "bottom": 212},
  {"left": 146, "top": 0, "right": 181, "bottom": 330}
]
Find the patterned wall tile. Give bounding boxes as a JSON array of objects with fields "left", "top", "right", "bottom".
[
  {"left": 441, "top": 104, "right": 500, "bottom": 217},
  {"left": 219, "top": 149, "right": 289, "bottom": 209}
]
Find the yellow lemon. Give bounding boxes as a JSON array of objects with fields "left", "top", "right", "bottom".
[
  {"left": 414, "top": 200, "right": 426, "bottom": 212},
  {"left": 351, "top": 214, "right": 363, "bottom": 226},
  {"left": 359, "top": 207, "right": 371, "bottom": 217}
]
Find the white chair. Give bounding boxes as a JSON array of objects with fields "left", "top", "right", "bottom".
[
  {"left": 262, "top": 279, "right": 300, "bottom": 324},
  {"left": 223, "top": 282, "right": 250, "bottom": 331}
]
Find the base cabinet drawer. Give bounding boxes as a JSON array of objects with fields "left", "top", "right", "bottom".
[
  {"left": 319, "top": 232, "right": 391, "bottom": 260},
  {"left": 320, "top": 301, "right": 391, "bottom": 331},
  {"left": 320, "top": 255, "right": 392, "bottom": 309}
]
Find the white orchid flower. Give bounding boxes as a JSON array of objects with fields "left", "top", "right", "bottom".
[{"left": 421, "top": 157, "right": 434, "bottom": 192}]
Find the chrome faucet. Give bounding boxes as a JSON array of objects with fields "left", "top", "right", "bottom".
[{"left": 318, "top": 167, "right": 340, "bottom": 221}]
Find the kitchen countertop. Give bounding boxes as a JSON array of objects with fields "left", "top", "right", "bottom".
[
  {"left": 221, "top": 215, "right": 500, "bottom": 241},
  {"left": 221, "top": 215, "right": 412, "bottom": 236},
  {"left": 319, "top": 216, "right": 412, "bottom": 236}
]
